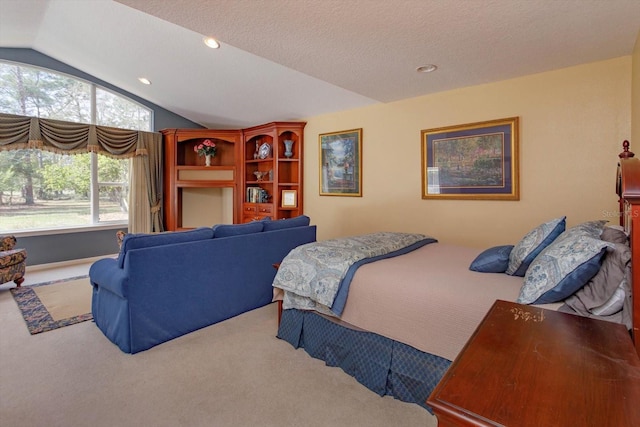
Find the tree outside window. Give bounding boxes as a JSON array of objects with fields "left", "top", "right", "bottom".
[{"left": 0, "top": 61, "right": 151, "bottom": 232}]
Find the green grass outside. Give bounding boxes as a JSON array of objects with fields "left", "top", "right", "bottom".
[{"left": 0, "top": 199, "right": 126, "bottom": 230}]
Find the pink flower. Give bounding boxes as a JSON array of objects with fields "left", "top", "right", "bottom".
[{"left": 195, "top": 139, "right": 218, "bottom": 158}]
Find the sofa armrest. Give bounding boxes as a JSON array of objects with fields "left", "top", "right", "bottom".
[
  {"left": 89, "top": 258, "right": 128, "bottom": 298},
  {"left": 0, "top": 248, "right": 26, "bottom": 268}
]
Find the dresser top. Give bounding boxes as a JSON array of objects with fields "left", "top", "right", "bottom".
[{"left": 428, "top": 300, "right": 640, "bottom": 427}]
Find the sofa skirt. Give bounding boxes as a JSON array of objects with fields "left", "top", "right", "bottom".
[{"left": 91, "top": 283, "right": 131, "bottom": 353}]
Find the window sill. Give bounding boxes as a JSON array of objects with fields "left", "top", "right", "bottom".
[{"left": 7, "top": 222, "right": 128, "bottom": 238}]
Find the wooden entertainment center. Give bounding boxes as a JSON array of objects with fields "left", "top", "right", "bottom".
[{"left": 162, "top": 122, "right": 305, "bottom": 230}]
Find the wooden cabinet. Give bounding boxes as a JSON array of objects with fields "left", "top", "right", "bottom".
[
  {"left": 241, "top": 122, "right": 305, "bottom": 223},
  {"left": 162, "top": 122, "right": 304, "bottom": 229},
  {"left": 242, "top": 203, "right": 273, "bottom": 222},
  {"left": 162, "top": 128, "right": 242, "bottom": 230}
]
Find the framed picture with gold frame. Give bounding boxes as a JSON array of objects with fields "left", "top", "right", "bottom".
[
  {"left": 281, "top": 189, "right": 297, "bottom": 208},
  {"left": 421, "top": 117, "right": 519, "bottom": 200},
  {"left": 319, "top": 128, "right": 362, "bottom": 196}
]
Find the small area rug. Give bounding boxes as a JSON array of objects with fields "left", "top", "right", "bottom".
[{"left": 10, "top": 275, "right": 93, "bottom": 334}]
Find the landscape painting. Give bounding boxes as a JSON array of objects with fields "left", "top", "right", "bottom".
[
  {"left": 421, "top": 117, "right": 519, "bottom": 200},
  {"left": 319, "top": 128, "right": 362, "bottom": 196}
]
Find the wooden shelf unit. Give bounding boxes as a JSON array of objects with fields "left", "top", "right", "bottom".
[
  {"left": 162, "top": 128, "right": 242, "bottom": 230},
  {"left": 162, "top": 122, "right": 305, "bottom": 229},
  {"left": 241, "top": 122, "right": 305, "bottom": 223}
]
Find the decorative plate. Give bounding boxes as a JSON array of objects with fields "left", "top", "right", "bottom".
[{"left": 258, "top": 142, "right": 271, "bottom": 159}]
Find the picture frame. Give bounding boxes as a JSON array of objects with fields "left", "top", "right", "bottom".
[
  {"left": 319, "top": 128, "right": 362, "bottom": 196},
  {"left": 281, "top": 189, "right": 297, "bottom": 208},
  {"left": 421, "top": 117, "right": 519, "bottom": 200}
]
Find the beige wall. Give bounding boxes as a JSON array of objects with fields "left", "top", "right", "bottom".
[{"left": 302, "top": 57, "right": 632, "bottom": 248}]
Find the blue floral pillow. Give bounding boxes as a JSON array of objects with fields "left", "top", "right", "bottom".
[
  {"left": 469, "top": 245, "right": 514, "bottom": 273},
  {"left": 506, "top": 216, "right": 566, "bottom": 277},
  {"left": 517, "top": 234, "right": 611, "bottom": 304}
]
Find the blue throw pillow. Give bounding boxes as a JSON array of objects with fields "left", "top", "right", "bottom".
[
  {"left": 212, "top": 222, "right": 264, "bottom": 238},
  {"left": 506, "top": 216, "right": 566, "bottom": 277},
  {"left": 517, "top": 234, "right": 611, "bottom": 304},
  {"left": 469, "top": 245, "right": 514, "bottom": 273},
  {"left": 262, "top": 215, "right": 311, "bottom": 232}
]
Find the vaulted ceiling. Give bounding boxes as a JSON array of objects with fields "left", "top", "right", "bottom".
[{"left": 1, "top": 0, "right": 639, "bottom": 128}]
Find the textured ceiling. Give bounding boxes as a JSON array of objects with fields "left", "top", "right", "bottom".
[{"left": 1, "top": 0, "right": 639, "bottom": 129}]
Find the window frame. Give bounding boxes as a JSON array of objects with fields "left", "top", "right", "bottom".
[{"left": 0, "top": 60, "right": 152, "bottom": 235}]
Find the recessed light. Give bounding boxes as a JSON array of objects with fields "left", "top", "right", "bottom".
[
  {"left": 203, "top": 37, "right": 220, "bottom": 49},
  {"left": 416, "top": 64, "right": 437, "bottom": 73},
  {"left": 138, "top": 77, "right": 151, "bottom": 85}
]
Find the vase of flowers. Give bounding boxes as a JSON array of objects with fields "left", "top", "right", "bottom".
[{"left": 194, "top": 139, "right": 217, "bottom": 166}]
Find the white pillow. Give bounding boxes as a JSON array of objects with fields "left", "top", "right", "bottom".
[{"left": 590, "top": 282, "right": 626, "bottom": 316}]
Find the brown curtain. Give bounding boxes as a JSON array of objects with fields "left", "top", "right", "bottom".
[
  {"left": 0, "top": 113, "right": 164, "bottom": 231},
  {"left": 142, "top": 133, "right": 164, "bottom": 232},
  {"left": 0, "top": 113, "right": 145, "bottom": 157},
  {"left": 129, "top": 132, "right": 164, "bottom": 233}
]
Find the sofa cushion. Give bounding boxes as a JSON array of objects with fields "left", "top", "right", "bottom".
[
  {"left": 212, "top": 222, "right": 264, "bottom": 238},
  {"left": 118, "top": 227, "right": 214, "bottom": 268},
  {"left": 262, "top": 215, "right": 311, "bottom": 231}
]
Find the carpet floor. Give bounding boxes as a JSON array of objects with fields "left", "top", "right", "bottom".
[{"left": 0, "top": 282, "right": 437, "bottom": 427}]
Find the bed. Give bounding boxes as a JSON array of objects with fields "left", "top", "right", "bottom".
[{"left": 273, "top": 141, "right": 640, "bottom": 411}]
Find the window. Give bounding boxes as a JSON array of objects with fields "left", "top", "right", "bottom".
[
  {"left": 0, "top": 61, "right": 152, "bottom": 233},
  {"left": 96, "top": 87, "right": 151, "bottom": 131}
]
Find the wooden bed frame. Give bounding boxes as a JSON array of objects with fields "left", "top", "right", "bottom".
[{"left": 618, "top": 140, "right": 639, "bottom": 355}]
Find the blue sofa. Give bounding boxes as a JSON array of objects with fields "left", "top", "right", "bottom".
[{"left": 89, "top": 216, "right": 316, "bottom": 353}]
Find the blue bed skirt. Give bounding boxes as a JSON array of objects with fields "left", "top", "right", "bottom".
[{"left": 277, "top": 308, "right": 451, "bottom": 412}]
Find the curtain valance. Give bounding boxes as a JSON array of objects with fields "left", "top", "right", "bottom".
[{"left": 0, "top": 113, "right": 160, "bottom": 158}]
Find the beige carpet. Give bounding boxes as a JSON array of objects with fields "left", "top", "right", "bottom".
[
  {"left": 33, "top": 278, "right": 91, "bottom": 321},
  {"left": 0, "top": 287, "right": 437, "bottom": 427}
]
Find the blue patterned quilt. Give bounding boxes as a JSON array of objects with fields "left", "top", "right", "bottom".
[{"left": 273, "top": 232, "right": 437, "bottom": 317}]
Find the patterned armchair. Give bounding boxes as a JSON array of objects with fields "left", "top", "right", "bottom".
[{"left": 0, "top": 235, "right": 27, "bottom": 287}]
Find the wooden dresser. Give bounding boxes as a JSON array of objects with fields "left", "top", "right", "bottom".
[{"left": 427, "top": 300, "right": 640, "bottom": 426}]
